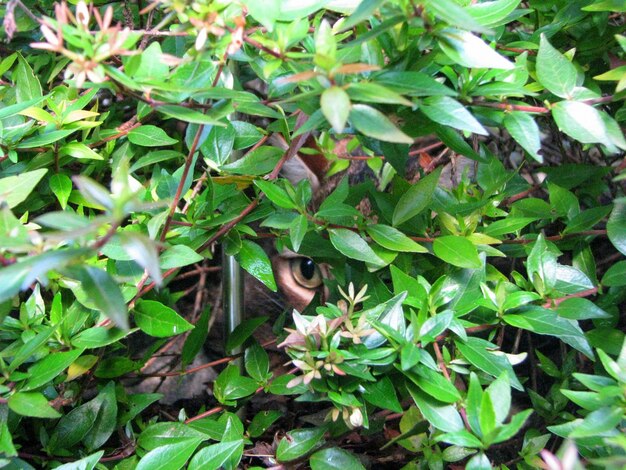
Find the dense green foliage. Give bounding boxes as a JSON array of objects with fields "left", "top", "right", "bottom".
[{"left": 0, "top": 0, "right": 625, "bottom": 468}]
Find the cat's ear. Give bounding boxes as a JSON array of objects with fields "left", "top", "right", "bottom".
[{"left": 269, "top": 134, "right": 328, "bottom": 191}]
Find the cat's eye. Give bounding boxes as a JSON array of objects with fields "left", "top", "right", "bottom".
[{"left": 290, "top": 258, "right": 323, "bottom": 288}]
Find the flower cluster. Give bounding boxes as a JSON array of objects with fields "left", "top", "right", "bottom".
[
  {"left": 280, "top": 283, "right": 375, "bottom": 429},
  {"left": 32, "top": 2, "right": 138, "bottom": 87}
]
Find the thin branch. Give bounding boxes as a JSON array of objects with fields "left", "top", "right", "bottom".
[
  {"left": 473, "top": 94, "right": 621, "bottom": 114},
  {"left": 544, "top": 287, "right": 599, "bottom": 308},
  {"left": 158, "top": 122, "right": 205, "bottom": 243},
  {"left": 91, "top": 221, "right": 121, "bottom": 250}
]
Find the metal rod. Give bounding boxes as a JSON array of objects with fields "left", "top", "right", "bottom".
[
  {"left": 221, "top": 61, "right": 244, "bottom": 364},
  {"left": 222, "top": 249, "right": 244, "bottom": 362}
]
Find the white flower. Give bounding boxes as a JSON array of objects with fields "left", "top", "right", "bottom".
[{"left": 75, "top": 1, "right": 90, "bottom": 29}]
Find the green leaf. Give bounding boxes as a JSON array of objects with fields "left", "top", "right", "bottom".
[
  {"left": 138, "top": 422, "right": 210, "bottom": 450},
  {"left": 126, "top": 41, "right": 169, "bottom": 80},
  {"left": 23, "top": 349, "right": 83, "bottom": 391},
  {"left": 15, "top": 54, "right": 42, "bottom": 102},
  {"left": 315, "top": 19, "right": 337, "bottom": 65},
  {"left": 439, "top": 430, "right": 483, "bottom": 449},
  {"left": 58, "top": 142, "right": 103, "bottom": 160},
  {"left": 536, "top": 34, "right": 577, "bottom": 98},
  {"left": 9, "top": 326, "right": 55, "bottom": 372},
  {"left": 554, "top": 265, "right": 594, "bottom": 295},
  {"left": 8, "top": 392, "right": 61, "bottom": 418},
  {"left": 328, "top": 228, "right": 386, "bottom": 267},
  {"left": 214, "top": 365, "right": 258, "bottom": 402},
  {"left": 568, "top": 407, "right": 623, "bottom": 439},
  {"left": 188, "top": 440, "right": 244, "bottom": 470},
  {"left": 338, "top": 0, "right": 386, "bottom": 31},
  {"left": 136, "top": 439, "right": 203, "bottom": 470},
  {"left": 120, "top": 233, "right": 163, "bottom": 286},
  {"left": 0, "top": 95, "right": 46, "bottom": 120},
  {"left": 0, "top": 169, "right": 47, "bottom": 209},
  {"left": 49, "top": 173, "right": 72, "bottom": 209},
  {"left": 493, "top": 409, "right": 532, "bottom": 443},
  {"left": 526, "top": 233, "right": 557, "bottom": 292},
  {"left": 504, "top": 306, "right": 593, "bottom": 358},
  {"left": 289, "top": 214, "right": 308, "bottom": 252},
  {"left": 602, "top": 260, "right": 626, "bottom": 287},
  {"left": 607, "top": 203, "right": 626, "bottom": 256},
  {"left": 134, "top": 300, "right": 194, "bottom": 337},
  {"left": 130, "top": 150, "right": 184, "bottom": 172},
  {"left": 0, "top": 206, "right": 28, "bottom": 249},
  {"left": 455, "top": 337, "right": 523, "bottom": 390},
  {"left": 245, "top": 342, "right": 270, "bottom": 382},
  {"left": 485, "top": 373, "right": 512, "bottom": 426},
  {"left": 349, "top": 104, "right": 413, "bottom": 144},
  {"left": 72, "top": 266, "right": 129, "bottom": 330},
  {"left": 419, "top": 310, "right": 453, "bottom": 343},
  {"left": 438, "top": 29, "right": 514, "bottom": 70},
  {"left": 424, "top": 0, "right": 489, "bottom": 32},
  {"left": 406, "top": 382, "right": 464, "bottom": 433},
  {"left": 573, "top": 243, "right": 598, "bottom": 286},
  {"left": 49, "top": 401, "right": 96, "bottom": 451},
  {"left": 17, "top": 129, "right": 76, "bottom": 148},
  {"left": 502, "top": 291, "right": 541, "bottom": 310},
  {"left": 421, "top": 96, "right": 488, "bottom": 136},
  {"left": 128, "top": 125, "right": 178, "bottom": 147},
  {"left": 182, "top": 305, "right": 210, "bottom": 368},
  {"left": 95, "top": 356, "right": 140, "bottom": 378},
  {"left": 248, "top": 410, "right": 283, "bottom": 438},
  {"left": 362, "top": 376, "right": 403, "bottom": 412},
  {"left": 82, "top": 382, "right": 118, "bottom": 451},
  {"left": 583, "top": 0, "right": 626, "bottom": 11},
  {"left": 71, "top": 327, "right": 130, "bottom": 349},
  {"left": 465, "top": 373, "right": 483, "bottom": 435},
  {"left": 482, "top": 217, "right": 536, "bottom": 237},
  {"left": 254, "top": 179, "right": 296, "bottom": 209},
  {"left": 54, "top": 452, "right": 104, "bottom": 470},
  {"left": 0, "top": 52, "right": 16, "bottom": 76},
  {"left": 347, "top": 82, "right": 413, "bottom": 106},
  {"left": 549, "top": 183, "right": 579, "bottom": 218},
  {"left": 405, "top": 366, "right": 462, "bottom": 403},
  {"left": 222, "top": 146, "right": 282, "bottom": 175},
  {"left": 158, "top": 104, "right": 226, "bottom": 126},
  {"left": 563, "top": 205, "right": 612, "bottom": 234},
  {"left": 236, "top": 240, "right": 277, "bottom": 291},
  {"left": 232, "top": 121, "right": 264, "bottom": 149},
  {"left": 225, "top": 316, "right": 268, "bottom": 353},
  {"left": 557, "top": 298, "right": 610, "bottom": 320},
  {"left": 373, "top": 71, "right": 457, "bottom": 97},
  {"left": 321, "top": 86, "right": 351, "bottom": 133},
  {"left": 310, "top": 447, "right": 366, "bottom": 470},
  {"left": 367, "top": 224, "right": 427, "bottom": 253},
  {"left": 392, "top": 167, "right": 442, "bottom": 226},
  {"left": 435, "top": 125, "right": 484, "bottom": 162},
  {"left": 503, "top": 112, "right": 542, "bottom": 162},
  {"left": 552, "top": 101, "right": 612, "bottom": 147},
  {"left": 241, "top": 0, "right": 281, "bottom": 31},
  {"left": 160, "top": 245, "right": 203, "bottom": 269},
  {"left": 466, "top": 452, "right": 491, "bottom": 470},
  {"left": 276, "top": 427, "right": 326, "bottom": 462},
  {"left": 433, "top": 236, "right": 482, "bottom": 269},
  {"left": 73, "top": 176, "right": 114, "bottom": 210},
  {"left": 479, "top": 392, "right": 497, "bottom": 438},
  {"left": 363, "top": 292, "right": 407, "bottom": 348},
  {"left": 466, "top": 0, "right": 522, "bottom": 27}
]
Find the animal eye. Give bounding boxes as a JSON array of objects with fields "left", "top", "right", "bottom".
[{"left": 290, "top": 258, "right": 323, "bottom": 288}]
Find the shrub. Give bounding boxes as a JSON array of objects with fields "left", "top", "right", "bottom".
[{"left": 0, "top": 0, "right": 625, "bottom": 468}]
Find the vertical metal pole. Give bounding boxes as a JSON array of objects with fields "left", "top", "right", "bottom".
[
  {"left": 221, "top": 62, "right": 244, "bottom": 366},
  {"left": 222, "top": 249, "right": 243, "bottom": 363}
]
